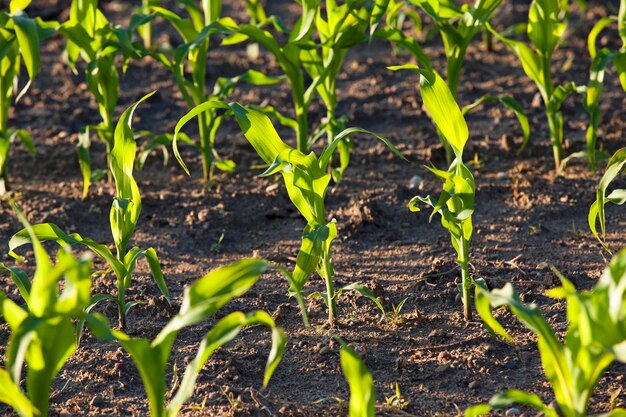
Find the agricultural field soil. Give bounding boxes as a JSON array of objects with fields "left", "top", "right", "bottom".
[{"left": 2, "top": 0, "right": 626, "bottom": 416}]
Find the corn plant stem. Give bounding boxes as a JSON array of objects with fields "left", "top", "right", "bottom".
[
  {"left": 198, "top": 111, "right": 213, "bottom": 186},
  {"left": 294, "top": 289, "right": 311, "bottom": 328},
  {"left": 0, "top": 76, "right": 10, "bottom": 194},
  {"left": 458, "top": 237, "right": 472, "bottom": 322},
  {"left": 117, "top": 272, "right": 126, "bottom": 329},
  {"left": 321, "top": 245, "right": 336, "bottom": 327},
  {"left": 99, "top": 129, "right": 114, "bottom": 185},
  {"left": 295, "top": 104, "right": 308, "bottom": 153},
  {"left": 541, "top": 52, "right": 562, "bottom": 173},
  {"left": 116, "top": 244, "right": 128, "bottom": 329},
  {"left": 141, "top": 0, "right": 152, "bottom": 49},
  {"left": 547, "top": 110, "right": 563, "bottom": 173},
  {"left": 325, "top": 106, "right": 336, "bottom": 174}
]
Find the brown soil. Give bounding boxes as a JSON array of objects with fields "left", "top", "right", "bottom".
[{"left": 2, "top": 1, "right": 626, "bottom": 416}]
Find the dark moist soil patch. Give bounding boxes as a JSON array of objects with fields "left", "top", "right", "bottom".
[{"left": 2, "top": 1, "right": 626, "bottom": 416}]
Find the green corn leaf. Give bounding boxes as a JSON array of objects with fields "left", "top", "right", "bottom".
[
  {"left": 292, "top": 222, "right": 329, "bottom": 291},
  {"left": 25, "top": 319, "right": 76, "bottom": 416},
  {"left": 486, "top": 24, "right": 545, "bottom": 91},
  {"left": 614, "top": 51, "right": 626, "bottom": 91},
  {"left": 116, "top": 335, "right": 168, "bottom": 417},
  {"left": 10, "top": 129, "right": 35, "bottom": 156},
  {"left": 9, "top": 223, "right": 128, "bottom": 281},
  {"left": 389, "top": 65, "right": 468, "bottom": 155},
  {"left": 489, "top": 390, "right": 558, "bottom": 417},
  {"left": 464, "top": 404, "right": 492, "bottom": 417},
  {"left": 474, "top": 286, "right": 512, "bottom": 343},
  {"left": 151, "top": 7, "right": 199, "bottom": 43},
  {"left": 589, "top": 148, "right": 626, "bottom": 251},
  {"left": 587, "top": 16, "right": 617, "bottom": 59},
  {"left": 340, "top": 344, "right": 376, "bottom": 417},
  {"left": 370, "top": 0, "right": 390, "bottom": 36},
  {"left": 546, "top": 82, "right": 582, "bottom": 114},
  {"left": 167, "top": 311, "right": 285, "bottom": 417},
  {"left": 172, "top": 99, "right": 231, "bottom": 174},
  {"left": 293, "top": 0, "right": 319, "bottom": 42},
  {"left": 12, "top": 14, "right": 39, "bottom": 101},
  {"left": 229, "top": 102, "right": 291, "bottom": 165},
  {"left": 124, "top": 247, "right": 170, "bottom": 301},
  {"left": 342, "top": 282, "right": 386, "bottom": 316},
  {"left": 320, "top": 126, "right": 406, "bottom": 171},
  {"left": 1, "top": 291, "right": 28, "bottom": 330},
  {"left": 0, "top": 368, "right": 36, "bottom": 417},
  {"left": 597, "top": 409, "right": 626, "bottom": 417},
  {"left": 373, "top": 27, "right": 432, "bottom": 69},
  {"left": 153, "top": 259, "right": 268, "bottom": 347},
  {"left": 0, "top": 262, "right": 31, "bottom": 302},
  {"left": 527, "top": 0, "right": 566, "bottom": 56},
  {"left": 476, "top": 283, "right": 574, "bottom": 413},
  {"left": 10, "top": 0, "right": 32, "bottom": 13}
]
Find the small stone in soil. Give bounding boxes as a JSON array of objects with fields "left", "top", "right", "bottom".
[
  {"left": 468, "top": 381, "right": 479, "bottom": 390},
  {"left": 89, "top": 395, "right": 105, "bottom": 407},
  {"left": 505, "top": 407, "right": 521, "bottom": 416},
  {"left": 408, "top": 175, "right": 423, "bottom": 189}
]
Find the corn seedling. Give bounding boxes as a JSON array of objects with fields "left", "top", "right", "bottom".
[
  {"left": 404, "top": 0, "right": 529, "bottom": 163},
  {"left": 0, "top": 1, "right": 56, "bottom": 194},
  {"left": 60, "top": 0, "right": 149, "bottom": 197},
  {"left": 578, "top": 0, "right": 626, "bottom": 171},
  {"left": 0, "top": 204, "right": 93, "bottom": 417},
  {"left": 173, "top": 101, "right": 402, "bottom": 327},
  {"left": 149, "top": 2, "right": 282, "bottom": 186},
  {"left": 232, "top": 1, "right": 402, "bottom": 182},
  {"left": 467, "top": 251, "right": 626, "bottom": 417},
  {"left": 487, "top": 0, "right": 582, "bottom": 174},
  {"left": 300, "top": 0, "right": 380, "bottom": 182},
  {"left": 589, "top": 148, "right": 626, "bottom": 253},
  {"left": 385, "top": 383, "right": 410, "bottom": 410},
  {"left": 9, "top": 93, "right": 169, "bottom": 329},
  {"left": 391, "top": 64, "right": 476, "bottom": 321},
  {"left": 224, "top": 4, "right": 318, "bottom": 154},
  {"left": 86, "top": 259, "right": 286, "bottom": 417},
  {"left": 339, "top": 282, "right": 409, "bottom": 324},
  {"left": 339, "top": 341, "right": 376, "bottom": 417}
]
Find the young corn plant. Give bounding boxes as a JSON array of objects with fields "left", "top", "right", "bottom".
[
  {"left": 466, "top": 250, "right": 626, "bottom": 417},
  {"left": 391, "top": 64, "right": 476, "bottom": 321},
  {"left": 225, "top": 4, "right": 318, "bottom": 154},
  {"left": 233, "top": 1, "right": 400, "bottom": 181},
  {"left": 487, "top": 0, "right": 580, "bottom": 173},
  {"left": 578, "top": 0, "right": 626, "bottom": 171},
  {"left": 86, "top": 259, "right": 286, "bottom": 417},
  {"left": 300, "top": 0, "right": 377, "bottom": 182},
  {"left": 588, "top": 148, "right": 626, "bottom": 253},
  {"left": 149, "top": 2, "right": 282, "bottom": 186},
  {"left": 173, "top": 101, "right": 402, "bottom": 327},
  {"left": 151, "top": 3, "right": 284, "bottom": 185},
  {"left": 60, "top": 0, "right": 148, "bottom": 197},
  {"left": 0, "top": 1, "right": 56, "bottom": 194},
  {"left": 0, "top": 205, "right": 94, "bottom": 417},
  {"left": 407, "top": 0, "right": 529, "bottom": 164},
  {"left": 9, "top": 93, "right": 169, "bottom": 329}
]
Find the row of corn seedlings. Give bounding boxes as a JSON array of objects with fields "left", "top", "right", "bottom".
[{"left": 3, "top": 0, "right": 626, "bottom": 416}]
